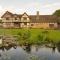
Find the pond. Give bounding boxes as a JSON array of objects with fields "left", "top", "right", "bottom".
[{"left": 0, "top": 45, "right": 60, "bottom": 60}]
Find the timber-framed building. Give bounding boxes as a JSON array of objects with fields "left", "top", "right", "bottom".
[{"left": 0, "top": 11, "right": 60, "bottom": 29}]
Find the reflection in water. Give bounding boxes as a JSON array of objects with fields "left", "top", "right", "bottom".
[
  {"left": 0, "top": 47, "right": 5, "bottom": 51},
  {"left": 0, "top": 44, "right": 59, "bottom": 53},
  {"left": 0, "top": 53, "right": 1, "bottom": 57},
  {"left": 0, "top": 44, "right": 60, "bottom": 60},
  {"left": 0, "top": 45, "right": 17, "bottom": 51},
  {"left": 35, "top": 45, "right": 39, "bottom": 52},
  {"left": 57, "top": 46, "right": 60, "bottom": 52},
  {"left": 0, "top": 45, "right": 17, "bottom": 60},
  {"left": 52, "top": 47, "right": 56, "bottom": 53},
  {"left": 56, "top": 43, "right": 60, "bottom": 53},
  {"left": 22, "top": 44, "right": 31, "bottom": 53},
  {"left": 56, "top": 41, "right": 60, "bottom": 53}
]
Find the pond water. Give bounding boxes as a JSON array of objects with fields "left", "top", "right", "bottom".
[{"left": 0, "top": 45, "right": 60, "bottom": 60}]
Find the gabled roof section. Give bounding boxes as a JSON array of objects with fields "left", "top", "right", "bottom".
[
  {"left": 22, "top": 12, "right": 29, "bottom": 17},
  {"left": 1, "top": 11, "right": 23, "bottom": 19},
  {"left": 1, "top": 11, "right": 13, "bottom": 18}
]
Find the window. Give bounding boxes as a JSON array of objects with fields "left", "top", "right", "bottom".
[
  {"left": 6, "top": 17, "right": 9, "bottom": 20},
  {"left": 24, "top": 23, "right": 27, "bottom": 25},
  {"left": 23, "top": 17, "right": 27, "bottom": 20},
  {"left": 6, "top": 22, "right": 11, "bottom": 27},
  {"left": 14, "top": 22, "right": 20, "bottom": 27},
  {"left": 0, "top": 20, "right": 2, "bottom": 23},
  {"left": 15, "top": 17, "right": 17, "bottom": 20},
  {"left": 57, "top": 22, "right": 60, "bottom": 28},
  {"left": 58, "top": 22, "right": 60, "bottom": 25},
  {"left": 49, "top": 24, "right": 54, "bottom": 28},
  {"left": 31, "top": 24, "right": 34, "bottom": 26},
  {"left": 14, "top": 22, "right": 19, "bottom": 24}
]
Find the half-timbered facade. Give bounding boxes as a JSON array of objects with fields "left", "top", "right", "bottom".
[{"left": 0, "top": 11, "right": 60, "bottom": 29}]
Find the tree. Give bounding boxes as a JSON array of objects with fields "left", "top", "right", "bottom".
[{"left": 53, "top": 9, "right": 60, "bottom": 16}]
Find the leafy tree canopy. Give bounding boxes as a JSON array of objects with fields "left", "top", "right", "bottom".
[{"left": 53, "top": 9, "right": 60, "bottom": 16}]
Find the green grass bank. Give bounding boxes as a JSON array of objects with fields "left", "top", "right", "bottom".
[{"left": 0, "top": 28, "right": 60, "bottom": 45}]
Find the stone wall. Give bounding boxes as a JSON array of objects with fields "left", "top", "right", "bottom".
[{"left": 30, "top": 23, "right": 58, "bottom": 29}]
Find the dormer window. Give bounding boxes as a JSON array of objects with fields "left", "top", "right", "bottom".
[{"left": 6, "top": 17, "right": 9, "bottom": 20}]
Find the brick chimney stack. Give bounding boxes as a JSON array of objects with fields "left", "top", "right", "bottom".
[
  {"left": 36, "top": 11, "right": 39, "bottom": 20},
  {"left": 37, "top": 11, "right": 39, "bottom": 15}
]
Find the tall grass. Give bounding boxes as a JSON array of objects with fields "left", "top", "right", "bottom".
[{"left": 0, "top": 29, "right": 60, "bottom": 45}]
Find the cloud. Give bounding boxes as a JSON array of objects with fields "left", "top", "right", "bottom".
[
  {"left": 0, "top": 6, "right": 2, "bottom": 10},
  {"left": 0, "top": 2, "right": 60, "bottom": 15},
  {"left": 40, "top": 2, "right": 60, "bottom": 8},
  {"left": 0, "top": 6, "right": 4, "bottom": 16},
  {"left": 39, "top": 2, "right": 60, "bottom": 15},
  {"left": 20, "top": 2, "right": 60, "bottom": 15}
]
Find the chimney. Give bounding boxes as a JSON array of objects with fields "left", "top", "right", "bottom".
[
  {"left": 36, "top": 11, "right": 39, "bottom": 20},
  {"left": 37, "top": 11, "right": 39, "bottom": 15}
]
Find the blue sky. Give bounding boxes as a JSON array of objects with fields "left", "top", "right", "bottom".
[{"left": 0, "top": 0, "right": 60, "bottom": 15}]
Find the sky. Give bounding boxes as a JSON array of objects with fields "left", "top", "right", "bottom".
[{"left": 0, "top": 0, "right": 60, "bottom": 16}]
